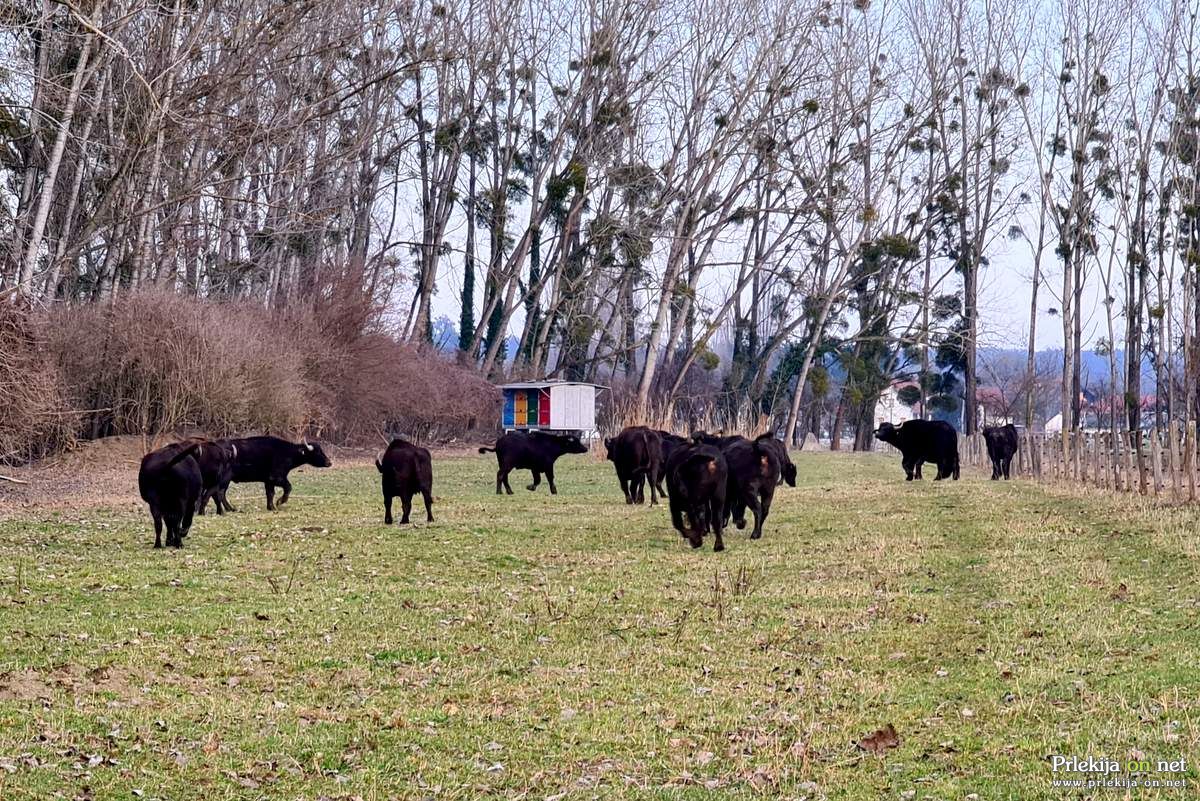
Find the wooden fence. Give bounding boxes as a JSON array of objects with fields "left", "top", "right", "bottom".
[{"left": 954, "top": 425, "right": 1200, "bottom": 501}]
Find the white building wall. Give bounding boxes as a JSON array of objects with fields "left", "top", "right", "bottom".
[
  {"left": 549, "top": 384, "right": 596, "bottom": 430},
  {"left": 874, "top": 387, "right": 912, "bottom": 429}
]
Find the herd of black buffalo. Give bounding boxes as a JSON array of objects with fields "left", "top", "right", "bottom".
[{"left": 136, "top": 419, "right": 1020, "bottom": 551}]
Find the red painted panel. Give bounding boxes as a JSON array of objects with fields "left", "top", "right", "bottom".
[{"left": 538, "top": 389, "right": 551, "bottom": 426}]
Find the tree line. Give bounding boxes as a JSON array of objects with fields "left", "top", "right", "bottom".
[{"left": 1, "top": 0, "right": 1198, "bottom": 446}]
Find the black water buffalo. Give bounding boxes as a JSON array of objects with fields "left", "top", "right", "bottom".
[
  {"left": 721, "top": 434, "right": 786, "bottom": 540},
  {"left": 666, "top": 442, "right": 728, "bottom": 552},
  {"left": 225, "top": 436, "right": 332, "bottom": 510},
  {"left": 376, "top": 439, "right": 434, "bottom": 524},
  {"left": 138, "top": 441, "right": 203, "bottom": 548},
  {"left": 653, "top": 431, "right": 688, "bottom": 498},
  {"left": 605, "top": 426, "right": 663, "bottom": 505},
  {"left": 873, "top": 420, "right": 959, "bottom": 481},
  {"left": 479, "top": 431, "right": 588, "bottom": 495},
  {"left": 983, "top": 423, "right": 1019, "bottom": 480},
  {"left": 691, "top": 431, "right": 747, "bottom": 449},
  {"left": 189, "top": 438, "right": 239, "bottom": 515}
]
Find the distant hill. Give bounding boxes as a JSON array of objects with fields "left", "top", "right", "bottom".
[{"left": 978, "top": 347, "right": 1159, "bottom": 394}]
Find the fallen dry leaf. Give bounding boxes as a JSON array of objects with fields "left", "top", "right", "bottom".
[{"left": 857, "top": 723, "right": 900, "bottom": 754}]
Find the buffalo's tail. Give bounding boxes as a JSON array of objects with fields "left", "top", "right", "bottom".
[
  {"left": 478, "top": 445, "right": 496, "bottom": 454},
  {"left": 166, "top": 442, "right": 202, "bottom": 467}
]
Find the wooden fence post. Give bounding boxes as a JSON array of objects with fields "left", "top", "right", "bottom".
[
  {"left": 1122, "top": 428, "right": 1133, "bottom": 493},
  {"left": 1147, "top": 429, "right": 1156, "bottom": 496},
  {"left": 1188, "top": 421, "right": 1197, "bottom": 502},
  {"left": 1168, "top": 421, "right": 1180, "bottom": 501}
]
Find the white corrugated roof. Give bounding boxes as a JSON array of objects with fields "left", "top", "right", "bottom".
[{"left": 498, "top": 381, "right": 607, "bottom": 390}]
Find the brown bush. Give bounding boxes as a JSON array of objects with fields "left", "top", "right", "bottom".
[
  {"left": 33, "top": 288, "right": 499, "bottom": 453},
  {"left": 46, "top": 292, "right": 312, "bottom": 438},
  {"left": 0, "top": 302, "right": 77, "bottom": 463},
  {"left": 324, "top": 335, "right": 500, "bottom": 444}
]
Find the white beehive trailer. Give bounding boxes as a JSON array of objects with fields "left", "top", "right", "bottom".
[{"left": 498, "top": 381, "right": 602, "bottom": 435}]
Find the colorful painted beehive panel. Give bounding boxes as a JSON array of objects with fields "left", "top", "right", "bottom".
[
  {"left": 514, "top": 389, "right": 528, "bottom": 424},
  {"left": 502, "top": 391, "right": 516, "bottom": 427},
  {"left": 499, "top": 382, "right": 599, "bottom": 432}
]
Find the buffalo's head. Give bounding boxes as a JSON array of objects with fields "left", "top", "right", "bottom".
[
  {"left": 873, "top": 422, "right": 899, "bottom": 445},
  {"left": 782, "top": 462, "right": 798, "bottom": 487},
  {"left": 603, "top": 437, "right": 615, "bottom": 460},
  {"left": 560, "top": 435, "right": 588, "bottom": 455},
  {"left": 299, "top": 439, "right": 332, "bottom": 468}
]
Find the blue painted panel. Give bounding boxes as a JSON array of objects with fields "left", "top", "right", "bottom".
[{"left": 502, "top": 389, "right": 515, "bottom": 427}]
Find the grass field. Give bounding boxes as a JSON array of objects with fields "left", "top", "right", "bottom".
[{"left": 0, "top": 450, "right": 1198, "bottom": 800}]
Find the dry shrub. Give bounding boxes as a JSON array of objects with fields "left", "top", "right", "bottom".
[
  {"left": 0, "top": 302, "right": 77, "bottom": 463},
  {"left": 328, "top": 336, "right": 499, "bottom": 444},
  {"left": 45, "top": 292, "right": 311, "bottom": 438},
  {"left": 36, "top": 286, "right": 498, "bottom": 451}
]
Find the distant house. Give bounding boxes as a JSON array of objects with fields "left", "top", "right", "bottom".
[
  {"left": 977, "top": 386, "right": 1015, "bottom": 427},
  {"left": 874, "top": 380, "right": 921, "bottom": 429}
]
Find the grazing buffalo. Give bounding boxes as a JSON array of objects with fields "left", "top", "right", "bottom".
[
  {"left": 653, "top": 431, "right": 688, "bottom": 498},
  {"left": 873, "top": 420, "right": 960, "bottom": 481},
  {"left": 666, "top": 442, "right": 728, "bottom": 552},
  {"left": 189, "top": 438, "right": 238, "bottom": 515},
  {"left": 479, "top": 431, "right": 588, "bottom": 495},
  {"left": 138, "top": 441, "right": 203, "bottom": 548},
  {"left": 376, "top": 439, "right": 434, "bottom": 524},
  {"left": 225, "top": 436, "right": 332, "bottom": 510},
  {"left": 721, "top": 434, "right": 785, "bottom": 540},
  {"left": 755, "top": 434, "right": 797, "bottom": 487},
  {"left": 983, "top": 423, "right": 1019, "bottom": 480},
  {"left": 605, "top": 426, "right": 663, "bottom": 505}
]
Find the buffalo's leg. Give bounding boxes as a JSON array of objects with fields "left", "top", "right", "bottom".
[
  {"left": 217, "top": 483, "right": 236, "bottom": 512},
  {"left": 264, "top": 482, "right": 276, "bottom": 510},
  {"left": 745, "top": 493, "right": 763, "bottom": 540},
  {"left": 731, "top": 496, "right": 747, "bottom": 529},
  {"left": 527, "top": 470, "right": 541, "bottom": 492},
  {"left": 670, "top": 502, "right": 687, "bottom": 537},
  {"left": 276, "top": 476, "right": 293, "bottom": 506},
  {"left": 495, "top": 469, "right": 504, "bottom": 495},
  {"left": 619, "top": 474, "right": 632, "bottom": 504},
  {"left": 647, "top": 469, "right": 659, "bottom": 506},
  {"left": 180, "top": 498, "right": 196, "bottom": 539},
  {"left": 1003, "top": 456, "right": 1012, "bottom": 480},
  {"left": 903, "top": 459, "right": 916, "bottom": 481},
  {"left": 760, "top": 487, "right": 775, "bottom": 523},
  {"left": 501, "top": 470, "right": 514, "bottom": 495},
  {"left": 151, "top": 508, "right": 163, "bottom": 549},
  {"left": 546, "top": 466, "right": 557, "bottom": 495},
  {"left": 384, "top": 494, "right": 394, "bottom": 524},
  {"left": 421, "top": 487, "right": 434, "bottom": 522},
  {"left": 710, "top": 499, "right": 725, "bottom": 552},
  {"left": 990, "top": 457, "right": 1000, "bottom": 480},
  {"left": 400, "top": 491, "right": 413, "bottom": 524},
  {"left": 198, "top": 489, "right": 211, "bottom": 516},
  {"left": 633, "top": 473, "right": 645, "bottom": 504}
]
